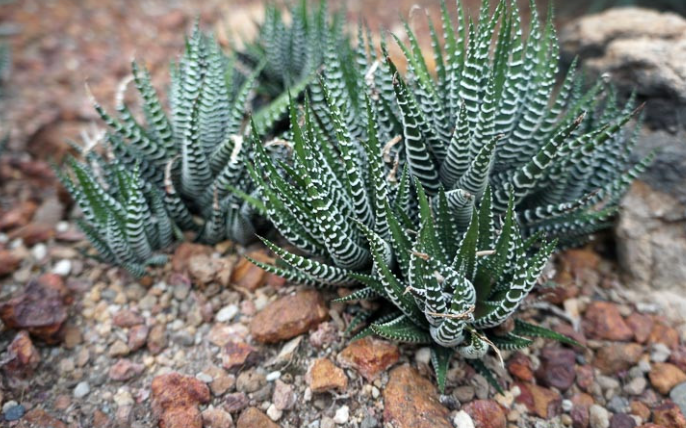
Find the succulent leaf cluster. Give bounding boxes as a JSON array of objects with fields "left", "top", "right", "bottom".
[
  {"left": 240, "top": 0, "right": 343, "bottom": 98},
  {"left": 59, "top": 26, "right": 312, "bottom": 275}
]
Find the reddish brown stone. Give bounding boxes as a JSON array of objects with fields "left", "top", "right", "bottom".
[
  {"left": 583, "top": 301, "right": 633, "bottom": 341},
  {"left": 653, "top": 401, "right": 686, "bottom": 428},
  {"left": 306, "top": 358, "right": 348, "bottom": 393},
  {"left": 249, "top": 290, "right": 329, "bottom": 343},
  {"left": 128, "top": 324, "right": 149, "bottom": 351},
  {"left": 576, "top": 365, "right": 595, "bottom": 392},
  {"left": 236, "top": 407, "right": 279, "bottom": 428},
  {"left": 463, "top": 400, "right": 507, "bottom": 428},
  {"left": 147, "top": 323, "right": 167, "bottom": 355},
  {"left": 383, "top": 365, "right": 452, "bottom": 428},
  {"left": 62, "top": 323, "right": 82, "bottom": 349},
  {"left": 516, "top": 382, "right": 562, "bottom": 419},
  {"left": 554, "top": 323, "right": 587, "bottom": 348},
  {"left": 535, "top": 347, "right": 577, "bottom": 392},
  {"left": 171, "top": 243, "right": 212, "bottom": 274},
  {"left": 559, "top": 248, "right": 601, "bottom": 277},
  {"left": 626, "top": 313, "right": 654, "bottom": 344},
  {"left": 593, "top": 343, "right": 643, "bottom": 375},
  {"left": 112, "top": 310, "right": 144, "bottom": 328},
  {"left": 231, "top": 251, "right": 272, "bottom": 291},
  {"left": 92, "top": 409, "right": 111, "bottom": 428},
  {"left": 151, "top": 372, "right": 210, "bottom": 428},
  {"left": 221, "top": 341, "right": 258, "bottom": 370},
  {"left": 23, "top": 409, "right": 67, "bottom": 428},
  {"left": 0, "top": 250, "right": 21, "bottom": 277},
  {"left": 649, "top": 363, "right": 686, "bottom": 395},
  {"left": 8, "top": 223, "right": 55, "bottom": 245},
  {"left": 507, "top": 352, "right": 534, "bottom": 382},
  {"left": 108, "top": 359, "right": 144, "bottom": 381},
  {"left": 649, "top": 321, "right": 680, "bottom": 350},
  {"left": 0, "top": 201, "right": 37, "bottom": 231},
  {"left": 223, "top": 392, "right": 249, "bottom": 413},
  {"left": 338, "top": 336, "right": 400, "bottom": 382},
  {"left": 637, "top": 424, "right": 667, "bottom": 428},
  {"left": 2, "top": 330, "right": 40, "bottom": 378},
  {"left": 630, "top": 400, "right": 651, "bottom": 421},
  {"left": 571, "top": 406, "right": 590, "bottom": 428},
  {"left": 0, "top": 277, "right": 69, "bottom": 343}
]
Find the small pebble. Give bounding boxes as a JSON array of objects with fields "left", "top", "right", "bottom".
[
  {"left": 266, "top": 403, "right": 283, "bottom": 421},
  {"left": 333, "top": 405, "right": 349, "bottom": 425},
  {"left": 215, "top": 305, "right": 239, "bottom": 322},
  {"left": 3, "top": 403, "right": 24, "bottom": 421},
  {"left": 196, "top": 372, "right": 213, "bottom": 383},
  {"left": 624, "top": 377, "right": 647, "bottom": 396},
  {"left": 415, "top": 347, "right": 431, "bottom": 366},
  {"left": 637, "top": 360, "right": 651, "bottom": 373},
  {"left": 73, "top": 381, "right": 91, "bottom": 398},
  {"left": 453, "top": 410, "right": 476, "bottom": 428},
  {"left": 589, "top": 404, "right": 610, "bottom": 428},
  {"left": 31, "top": 244, "right": 47, "bottom": 260},
  {"left": 266, "top": 371, "right": 281, "bottom": 382},
  {"left": 562, "top": 399, "right": 573, "bottom": 412},
  {"left": 53, "top": 259, "right": 72, "bottom": 276},
  {"left": 650, "top": 343, "right": 671, "bottom": 363},
  {"left": 607, "top": 396, "right": 629, "bottom": 414}
]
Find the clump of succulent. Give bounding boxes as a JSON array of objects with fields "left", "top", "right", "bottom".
[
  {"left": 246, "top": 0, "right": 650, "bottom": 390},
  {"left": 239, "top": 0, "right": 344, "bottom": 99},
  {"left": 60, "top": 25, "right": 307, "bottom": 275}
]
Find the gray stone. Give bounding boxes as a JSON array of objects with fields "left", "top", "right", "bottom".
[
  {"left": 607, "top": 396, "right": 630, "bottom": 414},
  {"left": 73, "top": 381, "right": 90, "bottom": 398},
  {"left": 3, "top": 404, "right": 24, "bottom": 421},
  {"left": 360, "top": 415, "right": 379, "bottom": 428},
  {"left": 623, "top": 376, "right": 647, "bottom": 396},
  {"left": 669, "top": 382, "right": 686, "bottom": 416}
]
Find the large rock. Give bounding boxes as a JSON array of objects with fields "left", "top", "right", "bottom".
[
  {"left": 0, "top": 275, "right": 69, "bottom": 343},
  {"left": 383, "top": 365, "right": 452, "bottom": 428},
  {"left": 250, "top": 290, "right": 329, "bottom": 343},
  {"left": 151, "top": 372, "right": 210, "bottom": 428},
  {"left": 561, "top": 8, "right": 686, "bottom": 297}
]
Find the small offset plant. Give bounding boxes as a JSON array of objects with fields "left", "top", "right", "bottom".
[
  {"left": 60, "top": 25, "right": 310, "bottom": 276},
  {"left": 247, "top": 0, "right": 650, "bottom": 390}
]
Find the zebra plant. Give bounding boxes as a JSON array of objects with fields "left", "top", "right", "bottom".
[{"left": 61, "top": 25, "right": 309, "bottom": 274}]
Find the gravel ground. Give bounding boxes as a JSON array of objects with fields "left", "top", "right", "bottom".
[{"left": 2, "top": 1, "right": 686, "bottom": 428}]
